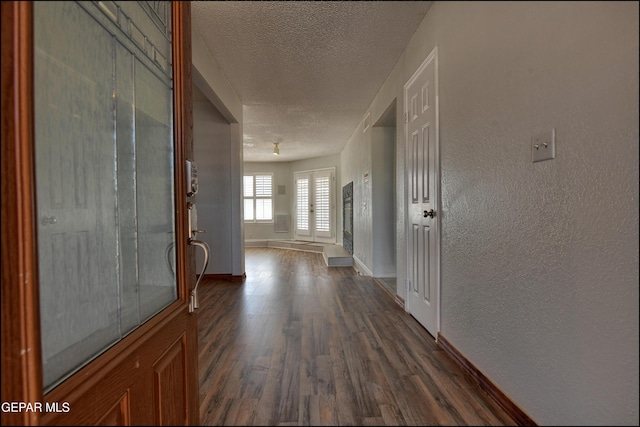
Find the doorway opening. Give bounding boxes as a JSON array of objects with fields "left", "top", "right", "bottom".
[{"left": 371, "top": 100, "right": 397, "bottom": 294}]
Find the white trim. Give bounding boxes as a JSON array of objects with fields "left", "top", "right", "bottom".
[
  {"left": 434, "top": 47, "right": 441, "bottom": 334},
  {"left": 363, "top": 111, "right": 371, "bottom": 132},
  {"left": 352, "top": 255, "right": 373, "bottom": 277},
  {"left": 294, "top": 166, "right": 337, "bottom": 175}
]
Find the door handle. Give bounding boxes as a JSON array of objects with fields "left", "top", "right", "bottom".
[
  {"left": 188, "top": 238, "right": 210, "bottom": 314},
  {"left": 423, "top": 209, "right": 435, "bottom": 218}
]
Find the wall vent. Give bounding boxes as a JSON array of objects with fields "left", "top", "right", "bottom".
[{"left": 274, "top": 214, "right": 290, "bottom": 233}]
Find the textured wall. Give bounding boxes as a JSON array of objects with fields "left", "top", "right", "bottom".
[
  {"left": 291, "top": 154, "right": 341, "bottom": 179},
  {"left": 193, "top": 101, "right": 233, "bottom": 274},
  {"left": 342, "top": 1, "right": 639, "bottom": 425},
  {"left": 192, "top": 28, "right": 245, "bottom": 276},
  {"left": 436, "top": 3, "right": 639, "bottom": 424},
  {"left": 341, "top": 124, "right": 373, "bottom": 272},
  {"left": 371, "top": 127, "right": 396, "bottom": 277},
  {"left": 191, "top": 30, "right": 242, "bottom": 123},
  {"left": 341, "top": 90, "right": 406, "bottom": 280}
]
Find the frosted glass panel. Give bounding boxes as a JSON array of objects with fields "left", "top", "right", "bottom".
[
  {"left": 34, "top": 1, "right": 174, "bottom": 391},
  {"left": 135, "top": 60, "right": 176, "bottom": 322}
]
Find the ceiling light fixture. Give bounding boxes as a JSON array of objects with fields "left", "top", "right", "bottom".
[{"left": 273, "top": 142, "right": 280, "bottom": 156}]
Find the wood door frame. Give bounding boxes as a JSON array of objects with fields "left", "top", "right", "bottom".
[
  {"left": 1, "top": 3, "right": 42, "bottom": 425},
  {"left": 0, "top": 2, "right": 197, "bottom": 425}
]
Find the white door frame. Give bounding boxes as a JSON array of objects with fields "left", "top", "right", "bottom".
[
  {"left": 404, "top": 46, "right": 441, "bottom": 337},
  {"left": 294, "top": 167, "right": 336, "bottom": 243}
]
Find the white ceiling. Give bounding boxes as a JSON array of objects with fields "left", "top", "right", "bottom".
[{"left": 191, "top": 1, "right": 433, "bottom": 162}]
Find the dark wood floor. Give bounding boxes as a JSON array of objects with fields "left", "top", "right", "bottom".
[{"left": 197, "top": 247, "right": 515, "bottom": 426}]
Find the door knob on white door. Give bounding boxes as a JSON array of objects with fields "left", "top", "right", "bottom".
[{"left": 423, "top": 209, "right": 435, "bottom": 218}]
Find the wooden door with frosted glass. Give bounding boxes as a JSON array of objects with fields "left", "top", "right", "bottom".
[{"left": 1, "top": 2, "right": 199, "bottom": 425}]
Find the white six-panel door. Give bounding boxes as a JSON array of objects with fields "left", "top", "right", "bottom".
[{"left": 405, "top": 48, "right": 439, "bottom": 338}]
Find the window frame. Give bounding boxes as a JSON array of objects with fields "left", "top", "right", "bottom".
[{"left": 243, "top": 173, "right": 274, "bottom": 223}]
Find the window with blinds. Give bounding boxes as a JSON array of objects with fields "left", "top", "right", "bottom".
[
  {"left": 296, "top": 178, "right": 309, "bottom": 230},
  {"left": 315, "top": 176, "right": 330, "bottom": 232},
  {"left": 244, "top": 174, "right": 273, "bottom": 222}
]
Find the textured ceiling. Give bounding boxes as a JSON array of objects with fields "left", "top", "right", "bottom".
[{"left": 191, "top": 1, "right": 433, "bottom": 162}]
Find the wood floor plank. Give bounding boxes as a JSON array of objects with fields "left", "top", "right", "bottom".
[
  {"left": 198, "top": 247, "right": 516, "bottom": 426},
  {"left": 223, "top": 398, "right": 259, "bottom": 426},
  {"left": 315, "top": 355, "right": 335, "bottom": 397}
]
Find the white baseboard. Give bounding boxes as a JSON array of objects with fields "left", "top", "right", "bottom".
[{"left": 352, "top": 255, "right": 373, "bottom": 277}]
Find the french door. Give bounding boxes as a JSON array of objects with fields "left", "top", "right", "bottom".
[
  {"left": 1, "top": 2, "right": 199, "bottom": 425},
  {"left": 294, "top": 168, "right": 335, "bottom": 243}
]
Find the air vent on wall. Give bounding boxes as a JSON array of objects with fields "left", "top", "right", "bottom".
[{"left": 274, "top": 214, "right": 290, "bottom": 233}]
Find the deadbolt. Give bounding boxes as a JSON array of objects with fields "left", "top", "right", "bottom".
[{"left": 423, "top": 209, "right": 435, "bottom": 218}]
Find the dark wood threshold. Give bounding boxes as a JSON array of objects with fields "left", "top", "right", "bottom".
[
  {"left": 437, "top": 334, "right": 537, "bottom": 426},
  {"left": 202, "top": 273, "right": 246, "bottom": 282}
]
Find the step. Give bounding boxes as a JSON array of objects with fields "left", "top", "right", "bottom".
[
  {"left": 323, "top": 245, "right": 353, "bottom": 267},
  {"left": 245, "top": 240, "right": 352, "bottom": 266},
  {"left": 267, "top": 240, "right": 324, "bottom": 253}
]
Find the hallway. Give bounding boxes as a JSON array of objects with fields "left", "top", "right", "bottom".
[{"left": 197, "top": 247, "right": 515, "bottom": 426}]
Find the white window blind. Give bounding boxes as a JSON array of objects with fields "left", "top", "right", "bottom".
[
  {"left": 244, "top": 199, "right": 254, "bottom": 221},
  {"left": 315, "top": 176, "right": 331, "bottom": 231},
  {"left": 255, "top": 199, "right": 272, "bottom": 221},
  {"left": 296, "top": 178, "right": 309, "bottom": 230},
  {"left": 243, "top": 175, "right": 254, "bottom": 198},
  {"left": 243, "top": 174, "right": 273, "bottom": 222},
  {"left": 315, "top": 176, "right": 330, "bottom": 232},
  {"left": 255, "top": 175, "right": 272, "bottom": 197}
]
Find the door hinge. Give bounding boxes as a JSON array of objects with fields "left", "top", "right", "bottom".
[{"left": 404, "top": 113, "right": 408, "bottom": 124}]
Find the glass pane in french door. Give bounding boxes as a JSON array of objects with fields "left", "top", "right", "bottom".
[
  {"left": 34, "top": 0, "right": 175, "bottom": 391},
  {"left": 296, "top": 176, "right": 310, "bottom": 233},
  {"left": 314, "top": 174, "right": 331, "bottom": 234}
]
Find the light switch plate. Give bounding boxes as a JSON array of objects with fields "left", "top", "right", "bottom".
[{"left": 532, "top": 128, "right": 556, "bottom": 163}]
